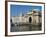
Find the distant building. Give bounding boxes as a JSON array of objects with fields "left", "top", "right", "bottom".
[{"left": 11, "top": 9, "right": 42, "bottom": 25}]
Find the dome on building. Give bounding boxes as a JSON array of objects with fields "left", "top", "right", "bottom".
[
  {"left": 26, "top": 12, "right": 33, "bottom": 15},
  {"left": 33, "top": 9, "right": 40, "bottom": 12}
]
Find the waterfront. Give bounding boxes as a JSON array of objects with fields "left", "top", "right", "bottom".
[{"left": 11, "top": 23, "right": 41, "bottom": 32}]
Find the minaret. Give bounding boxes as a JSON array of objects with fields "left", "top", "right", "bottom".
[
  {"left": 20, "top": 12, "right": 22, "bottom": 22},
  {"left": 20, "top": 12, "right": 22, "bottom": 16}
]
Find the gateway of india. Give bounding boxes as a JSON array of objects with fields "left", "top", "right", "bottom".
[{"left": 11, "top": 9, "right": 42, "bottom": 25}]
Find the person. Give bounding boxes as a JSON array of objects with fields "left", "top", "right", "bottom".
[{"left": 10, "top": 19, "right": 14, "bottom": 26}]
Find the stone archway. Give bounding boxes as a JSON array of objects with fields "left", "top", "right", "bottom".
[{"left": 29, "top": 17, "right": 32, "bottom": 23}]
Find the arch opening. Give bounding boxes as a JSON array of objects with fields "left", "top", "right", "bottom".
[{"left": 29, "top": 17, "right": 32, "bottom": 23}]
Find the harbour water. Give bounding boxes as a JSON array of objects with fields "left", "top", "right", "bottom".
[{"left": 11, "top": 23, "right": 41, "bottom": 32}]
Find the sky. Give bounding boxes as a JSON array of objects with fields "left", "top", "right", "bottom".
[{"left": 10, "top": 5, "right": 42, "bottom": 16}]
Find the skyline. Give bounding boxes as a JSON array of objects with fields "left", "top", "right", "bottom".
[{"left": 10, "top": 5, "right": 42, "bottom": 16}]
